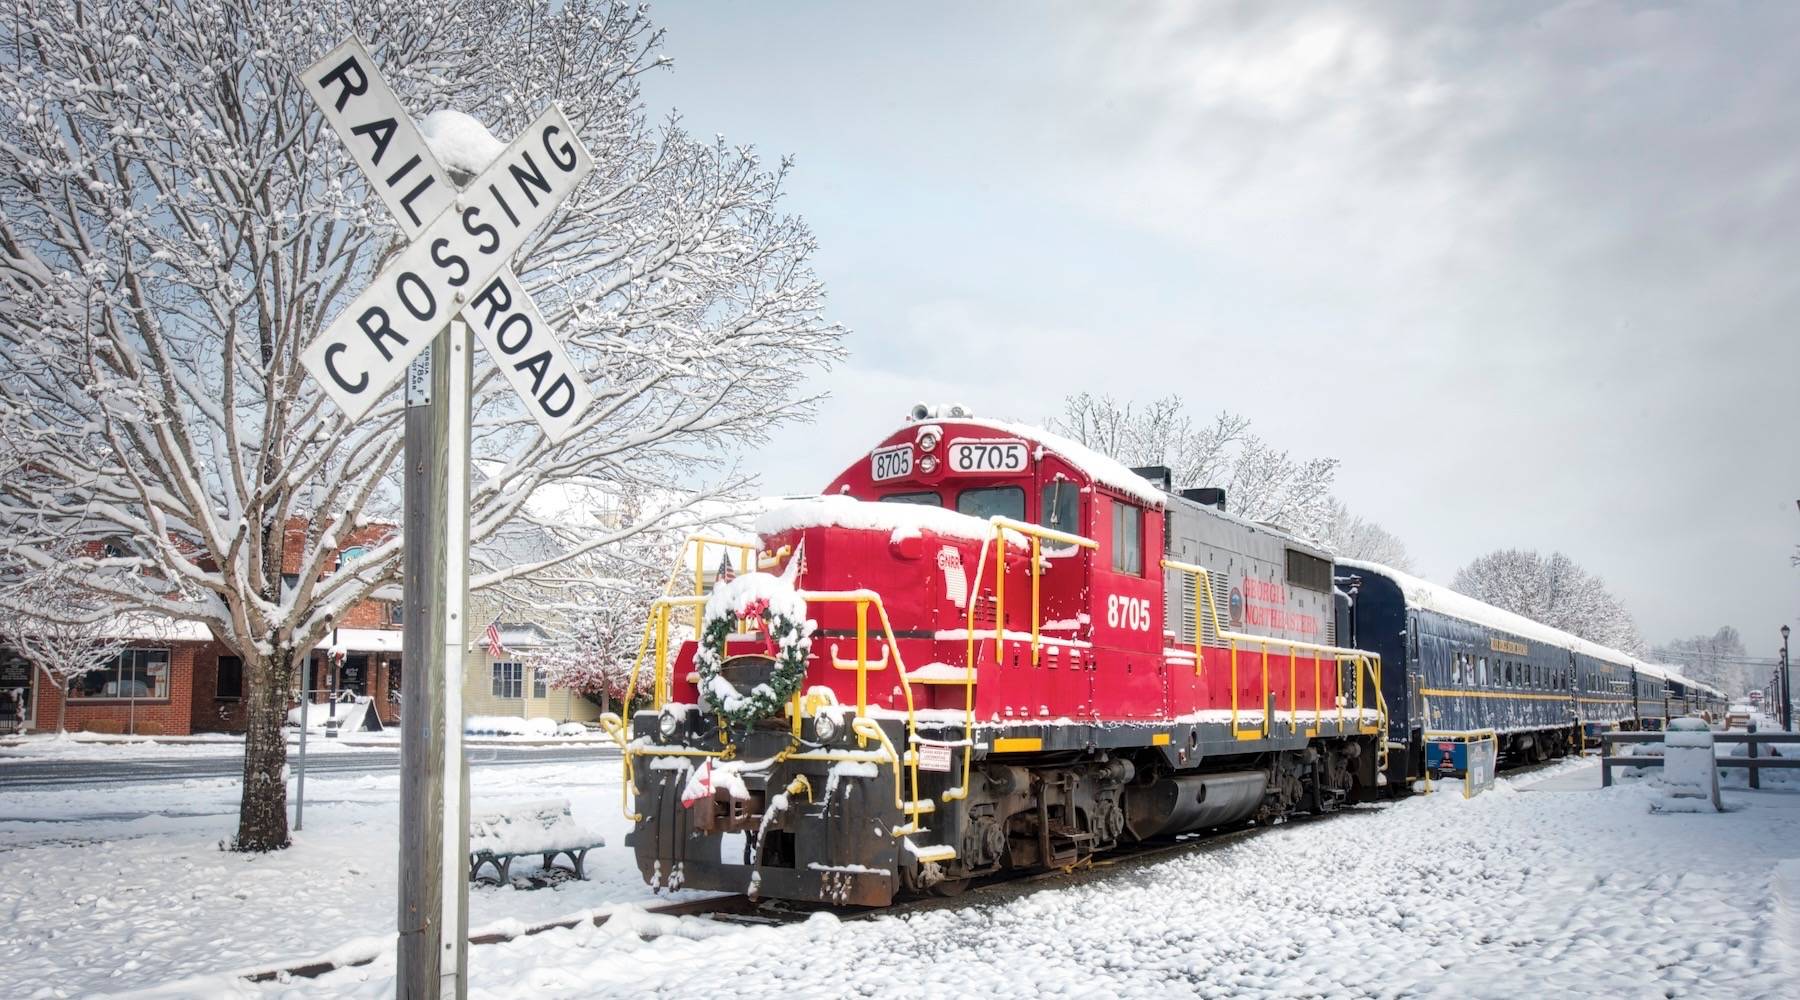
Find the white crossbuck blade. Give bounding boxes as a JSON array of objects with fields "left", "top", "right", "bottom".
[{"left": 298, "top": 37, "right": 595, "bottom": 441}]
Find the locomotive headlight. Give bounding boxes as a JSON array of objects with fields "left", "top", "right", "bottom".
[
  {"left": 918, "top": 430, "right": 940, "bottom": 453},
  {"left": 919, "top": 455, "right": 939, "bottom": 474},
  {"left": 813, "top": 711, "right": 840, "bottom": 743},
  {"left": 657, "top": 709, "right": 682, "bottom": 741}
]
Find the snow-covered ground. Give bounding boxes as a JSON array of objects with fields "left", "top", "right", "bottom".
[
  {"left": 0, "top": 759, "right": 690, "bottom": 998},
  {"left": 5, "top": 752, "right": 1797, "bottom": 998}
]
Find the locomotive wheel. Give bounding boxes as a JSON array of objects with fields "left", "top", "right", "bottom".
[{"left": 928, "top": 877, "right": 972, "bottom": 897}]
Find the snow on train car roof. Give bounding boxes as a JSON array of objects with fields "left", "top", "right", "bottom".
[
  {"left": 1631, "top": 659, "right": 1674, "bottom": 683},
  {"left": 755, "top": 494, "right": 1027, "bottom": 547},
  {"left": 939, "top": 418, "right": 1167, "bottom": 507},
  {"left": 1337, "top": 558, "right": 1635, "bottom": 665}
]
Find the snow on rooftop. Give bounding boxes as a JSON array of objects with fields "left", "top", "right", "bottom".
[
  {"left": 1337, "top": 558, "right": 1634, "bottom": 665},
  {"left": 941, "top": 417, "right": 1167, "bottom": 507},
  {"left": 755, "top": 495, "right": 1026, "bottom": 548},
  {"left": 417, "top": 108, "right": 507, "bottom": 177}
]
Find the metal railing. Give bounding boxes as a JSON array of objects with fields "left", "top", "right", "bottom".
[
  {"left": 1600, "top": 727, "right": 1800, "bottom": 789},
  {"left": 1161, "top": 559, "right": 1386, "bottom": 770},
  {"left": 604, "top": 545, "right": 936, "bottom": 838}
]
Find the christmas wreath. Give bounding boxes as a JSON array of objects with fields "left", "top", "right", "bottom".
[{"left": 694, "top": 572, "right": 815, "bottom": 726}]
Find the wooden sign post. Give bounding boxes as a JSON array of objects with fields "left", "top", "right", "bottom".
[{"left": 297, "top": 37, "right": 595, "bottom": 999}]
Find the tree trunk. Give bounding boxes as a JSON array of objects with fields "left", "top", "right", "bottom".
[
  {"left": 40, "top": 664, "right": 67, "bottom": 735},
  {"left": 235, "top": 648, "right": 293, "bottom": 851}
]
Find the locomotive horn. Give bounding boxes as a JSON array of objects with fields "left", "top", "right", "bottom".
[{"left": 908, "top": 402, "right": 931, "bottom": 421}]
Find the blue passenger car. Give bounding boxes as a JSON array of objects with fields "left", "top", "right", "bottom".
[{"left": 1337, "top": 559, "right": 1624, "bottom": 784}]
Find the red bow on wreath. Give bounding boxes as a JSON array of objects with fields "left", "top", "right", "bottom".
[{"left": 740, "top": 597, "right": 775, "bottom": 655}]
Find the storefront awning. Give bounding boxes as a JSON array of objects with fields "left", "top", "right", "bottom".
[{"left": 317, "top": 628, "right": 404, "bottom": 654}]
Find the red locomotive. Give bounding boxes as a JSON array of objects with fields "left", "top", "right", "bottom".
[{"left": 612, "top": 407, "right": 1386, "bottom": 905}]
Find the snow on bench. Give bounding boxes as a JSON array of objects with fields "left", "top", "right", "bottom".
[{"left": 468, "top": 799, "right": 605, "bottom": 884}]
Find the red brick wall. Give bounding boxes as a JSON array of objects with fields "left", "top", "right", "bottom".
[
  {"left": 38, "top": 641, "right": 202, "bottom": 736},
  {"left": 187, "top": 640, "right": 249, "bottom": 733}
]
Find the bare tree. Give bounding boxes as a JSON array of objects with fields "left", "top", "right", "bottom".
[
  {"left": 0, "top": 1, "right": 843, "bottom": 850},
  {"left": 0, "top": 562, "right": 133, "bottom": 735},
  {"left": 1651, "top": 627, "right": 1749, "bottom": 693},
  {"left": 1451, "top": 549, "right": 1644, "bottom": 654},
  {"left": 1318, "top": 500, "right": 1415, "bottom": 571},
  {"left": 1051, "top": 393, "right": 1339, "bottom": 536}
]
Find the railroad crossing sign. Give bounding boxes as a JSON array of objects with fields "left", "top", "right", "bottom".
[
  {"left": 295, "top": 36, "right": 603, "bottom": 999},
  {"left": 298, "top": 36, "right": 595, "bottom": 441}
]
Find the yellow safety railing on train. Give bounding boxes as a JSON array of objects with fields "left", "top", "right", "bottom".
[
  {"left": 1161, "top": 559, "right": 1387, "bottom": 770},
  {"left": 948, "top": 517, "right": 1097, "bottom": 802},
  {"left": 606, "top": 537, "right": 933, "bottom": 836}
]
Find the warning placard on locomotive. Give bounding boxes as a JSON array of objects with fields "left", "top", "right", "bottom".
[{"left": 917, "top": 742, "right": 953, "bottom": 772}]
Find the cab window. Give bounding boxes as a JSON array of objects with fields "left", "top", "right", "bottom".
[
  {"left": 1040, "top": 480, "right": 1080, "bottom": 536},
  {"left": 956, "top": 486, "right": 1024, "bottom": 522},
  {"left": 882, "top": 491, "right": 941, "bottom": 506},
  {"left": 1110, "top": 499, "right": 1143, "bottom": 575}
]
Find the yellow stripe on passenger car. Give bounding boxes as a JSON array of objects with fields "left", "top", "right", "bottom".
[
  {"left": 992, "top": 737, "right": 1043, "bottom": 753},
  {"left": 1418, "top": 687, "right": 1579, "bottom": 702}
]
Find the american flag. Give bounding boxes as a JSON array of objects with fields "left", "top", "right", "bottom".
[
  {"left": 717, "top": 552, "right": 736, "bottom": 585},
  {"left": 485, "top": 620, "right": 505, "bottom": 659}
]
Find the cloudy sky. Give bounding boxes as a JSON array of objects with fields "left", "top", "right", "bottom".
[{"left": 638, "top": 1, "right": 1800, "bottom": 650}]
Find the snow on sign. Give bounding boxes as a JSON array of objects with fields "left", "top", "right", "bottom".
[{"left": 297, "top": 37, "right": 594, "bottom": 440}]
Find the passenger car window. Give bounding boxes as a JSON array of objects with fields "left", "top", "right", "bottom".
[{"left": 956, "top": 486, "right": 1024, "bottom": 522}]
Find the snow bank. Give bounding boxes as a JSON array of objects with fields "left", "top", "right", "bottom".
[{"left": 464, "top": 716, "right": 560, "bottom": 737}]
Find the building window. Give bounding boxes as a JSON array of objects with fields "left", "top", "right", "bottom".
[
  {"left": 69, "top": 649, "right": 170, "bottom": 700},
  {"left": 491, "top": 661, "right": 522, "bottom": 699},
  {"left": 386, "top": 601, "right": 404, "bottom": 626},
  {"left": 216, "top": 655, "right": 243, "bottom": 700},
  {"left": 532, "top": 668, "right": 548, "bottom": 699},
  {"left": 1110, "top": 500, "right": 1143, "bottom": 575}
]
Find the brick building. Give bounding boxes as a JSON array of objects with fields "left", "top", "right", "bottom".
[{"left": 1, "top": 518, "right": 405, "bottom": 737}]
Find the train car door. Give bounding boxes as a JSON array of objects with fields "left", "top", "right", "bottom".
[
  {"left": 1088, "top": 491, "right": 1165, "bottom": 719},
  {"left": 1035, "top": 461, "right": 1092, "bottom": 719}
]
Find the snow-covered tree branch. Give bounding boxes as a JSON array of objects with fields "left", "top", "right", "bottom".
[
  {"left": 0, "top": 0, "right": 844, "bottom": 849},
  {"left": 1451, "top": 549, "right": 1644, "bottom": 654},
  {"left": 1050, "top": 393, "right": 1340, "bottom": 538}
]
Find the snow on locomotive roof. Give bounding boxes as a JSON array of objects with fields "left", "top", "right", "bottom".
[
  {"left": 1337, "top": 558, "right": 1635, "bottom": 665},
  {"left": 935, "top": 417, "right": 1167, "bottom": 508},
  {"left": 755, "top": 494, "right": 1027, "bottom": 548}
]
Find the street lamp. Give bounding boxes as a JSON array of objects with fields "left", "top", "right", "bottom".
[{"left": 1781, "top": 625, "right": 1792, "bottom": 733}]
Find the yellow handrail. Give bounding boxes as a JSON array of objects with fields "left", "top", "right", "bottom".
[
  {"left": 617, "top": 573, "right": 937, "bottom": 835},
  {"left": 987, "top": 515, "right": 1097, "bottom": 666},
  {"left": 1161, "top": 558, "right": 1385, "bottom": 747}
]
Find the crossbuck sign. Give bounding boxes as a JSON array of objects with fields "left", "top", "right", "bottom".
[{"left": 299, "top": 37, "right": 595, "bottom": 440}]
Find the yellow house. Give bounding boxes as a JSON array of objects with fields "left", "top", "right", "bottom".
[{"left": 460, "top": 620, "right": 602, "bottom": 726}]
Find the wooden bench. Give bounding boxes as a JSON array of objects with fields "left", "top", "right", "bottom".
[{"left": 468, "top": 799, "right": 605, "bottom": 885}]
